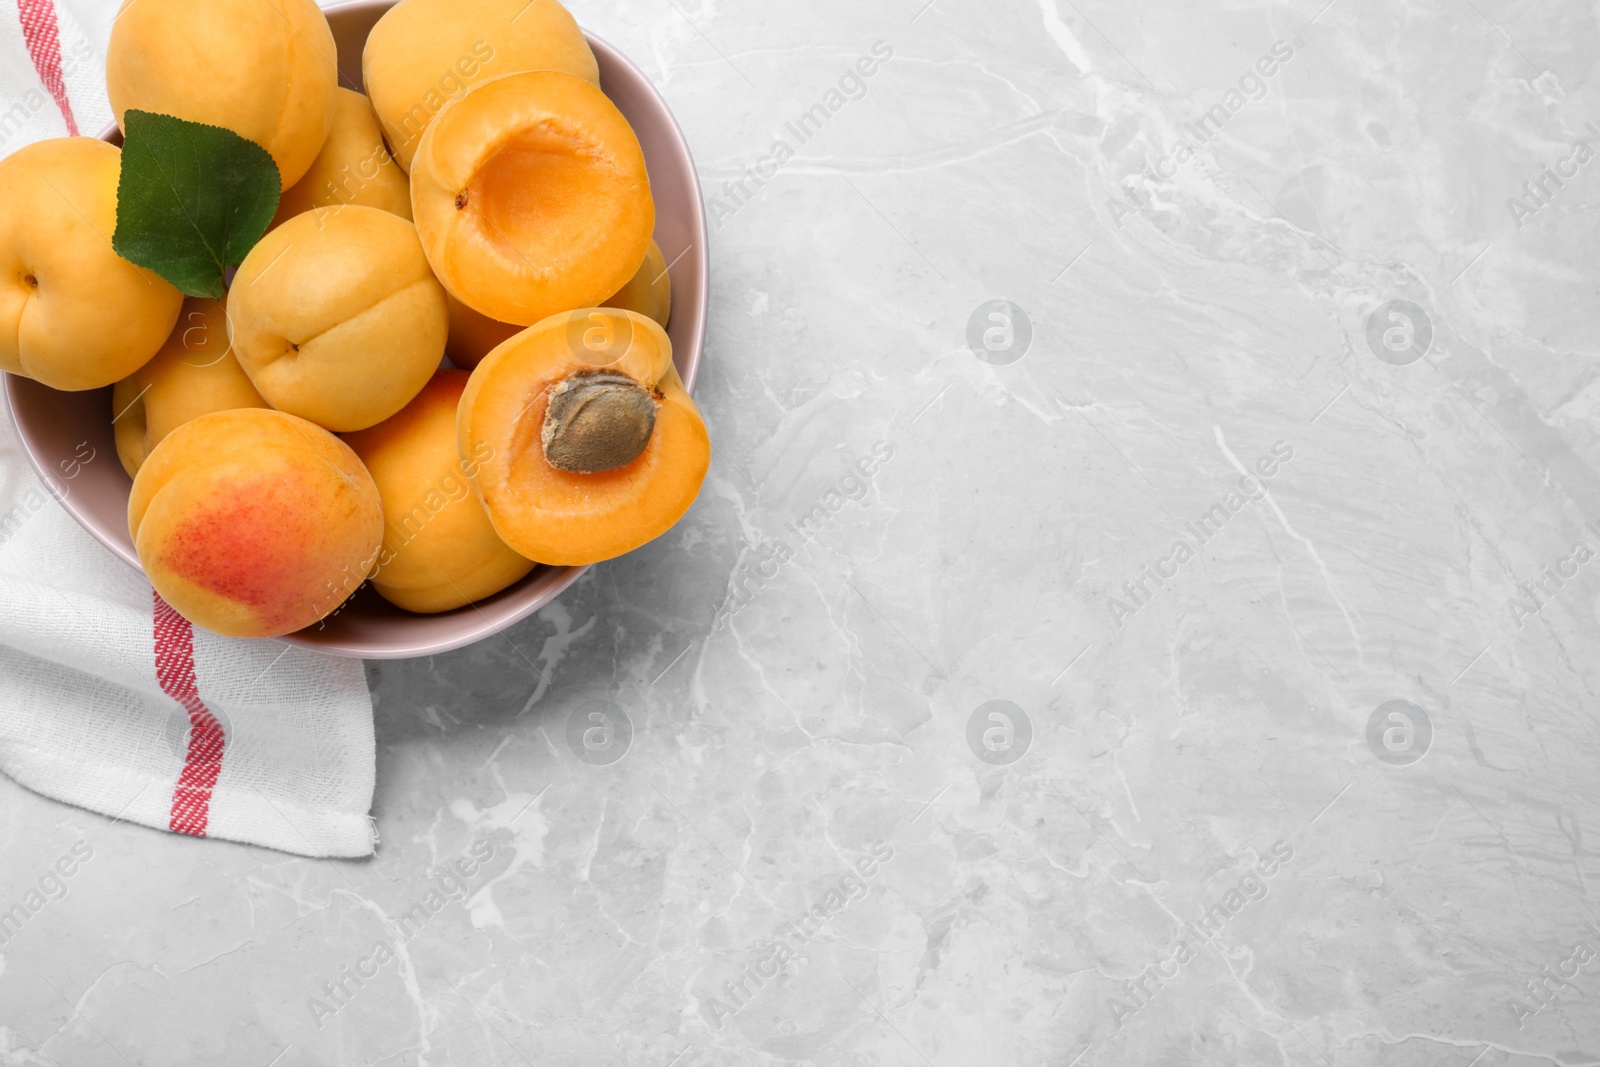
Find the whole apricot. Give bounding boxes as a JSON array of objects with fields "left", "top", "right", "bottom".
[
  {"left": 107, "top": 0, "right": 338, "bottom": 190},
  {"left": 444, "top": 295, "right": 520, "bottom": 371},
  {"left": 411, "top": 71, "right": 654, "bottom": 327},
  {"left": 129, "top": 409, "right": 384, "bottom": 639},
  {"left": 113, "top": 296, "right": 270, "bottom": 478},
  {"left": 228, "top": 205, "right": 448, "bottom": 432},
  {"left": 444, "top": 240, "right": 671, "bottom": 369},
  {"left": 272, "top": 89, "right": 412, "bottom": 228},
  {"left": 0, "top": 138, "right": 183, "bottom": 390},
  {"left": 344, "top": 370, "right": 536, "bottom": 613},
  {"left": 603, "top": 239, "right": 672, "bottom": 327},
  {"left": 362, "top": 0, "right": 598, "bottom": 172},
  {"left": 458, "top": 308, "right": 708, "bottom": 566}
]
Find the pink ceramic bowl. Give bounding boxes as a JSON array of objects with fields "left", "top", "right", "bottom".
[{"left": 2, "top": 0, "right": 707, "bottom": 659}]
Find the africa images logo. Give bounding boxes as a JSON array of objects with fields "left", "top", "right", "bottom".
[
  {"left": 699, "top": 842, "right": 895, "bottom": 1029},
  {"left": 1108, "top": 841, "right": 1294, "bottom": 1029},
  {"left": 706, "top": 41, "right": 894, "bottom": 229},
  {"left": 1107, "top": 40, "right": 1300, "bottom": 228}
]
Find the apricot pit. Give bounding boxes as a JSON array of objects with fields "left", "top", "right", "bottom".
[{"left": 541, "top": 372, "right": 657, "bottom": 474}]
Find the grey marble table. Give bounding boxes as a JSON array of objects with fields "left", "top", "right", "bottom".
[{"left": 5, "top": 0, "right": 1600, "bottom": 1063}]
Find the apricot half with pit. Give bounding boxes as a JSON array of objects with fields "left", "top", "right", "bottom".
[
  {"left": 410, "top": 70, "right": 655, "bottom": 327},
  {"left": 457, "top": 308, "right": 708, "bottom": 566},
  {"left": 0, "top": 138, "right": 183, "bottom": 391},
  {"left": 228, "top": 205, "right": 448, "bottom": 432},
  {"left": 113, "top": 296, "right": 270, "bottom": 478},
  {"left": 129, "top": 409, "right": 384, "bottom": 638},
  {"left": 343, "top": 370, "right": 535, "bottom": 613}
]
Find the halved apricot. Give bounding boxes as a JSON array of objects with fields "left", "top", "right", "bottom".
[
  {"left": 410, "top": 71, "right": 654, "bottom": 327},
  {"left": 457, "top": 308, "right": 707, "bottom": 566},
  {"left": 444, "top": 239, "right": 672, "bottom": 369}
]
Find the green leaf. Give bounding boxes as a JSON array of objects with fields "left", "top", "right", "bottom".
[{"left": 112, "top": 110, "right": 281, "bottom": 299}]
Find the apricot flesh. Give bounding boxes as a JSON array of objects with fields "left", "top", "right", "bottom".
[
  {"left": 129, "top": 409, "right": 384, "bottom": 638},
  {"left": 458, "top": 308, "right": 708, "bottom": 566},
  {"left": 272, "top": 89, "right": 412, "bottom": 228},
  {"left": 411, "top": 71, "right": 654, "bottom": 327},
  {"left": 113, "top": 296, "right": 270, "bottom": 478},
  {"left": 228, "top": 205, "right": 448, "bottom": 432},
  {"left": 0, "top": 138, "right": 183, "bottom": 391},
  {"left": 343, "top": 370, "right": 536, "bottom": 613},
  {"left": 107, "top": 0, "right": 338, "bottom": 190},
  {"left": 361, "top": 0, "right": 598, "bottom": 172},
  {"left": 444, "top": 239, "right": 671, "bottom": 369}
]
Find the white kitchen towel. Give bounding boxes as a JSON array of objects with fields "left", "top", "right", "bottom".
[{"left": 0, "top": 0, "right": 378, "bottom": 858}]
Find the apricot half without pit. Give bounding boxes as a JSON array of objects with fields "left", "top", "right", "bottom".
[
  {"left": 411, "top": 70, "right": 655, "bottom": 328},
  {"left": 457, "top": 308, "right": 708, "bottom": 566}
]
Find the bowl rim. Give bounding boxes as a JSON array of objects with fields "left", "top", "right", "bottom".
[{"left": 2, "top": 10, "right": 709, "bottom": 659}]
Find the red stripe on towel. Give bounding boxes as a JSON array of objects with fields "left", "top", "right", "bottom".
[
  {"left": 154, "top": 593, "right": 225, "bottom": 837},
  {"left": 15, "top": 0, "right": 78, "bottom": 136}
]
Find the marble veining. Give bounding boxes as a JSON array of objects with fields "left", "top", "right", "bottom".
[{"left": 6, "top": 0, "right": 1600, "bottom": 1063}]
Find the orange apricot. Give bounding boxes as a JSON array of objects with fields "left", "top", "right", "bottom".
[
  {"left": 129, "top": 409, "right": 384, "bottom": 638},
  {"left": 271, "top": 88, "right": 412, "bottom": 228},
  {"left": 457, "top": 308, "right": 708, "bottom": 566},
  {"left": 107, "top": 0, "right": 338, "bottom": 190},
  {"left": 603, "top": 238, "right": 672, "bottom": 326},
  {"left": 444, "top": 239, "right": 671, "bottom": 370},
  {"left": 444, "top": 294, "right": 519, "bottom": 371},
  {"left": 112, "top": 296, "right": 270, "bottom": 478},
  {"left": 343, "top": 370, "right": 536, "bottom": 613},
  {"left": 228, "top": 205, "right": 448, "bottom": 432},
  {"left": 0, "top": 138, "right": 183, "bottom": 390},
  {"left": 410, "top": 71, "right": 654, "bottom": 327},
  {"left": 361, "top": 0, "right": 598, "bottom": 172}
]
